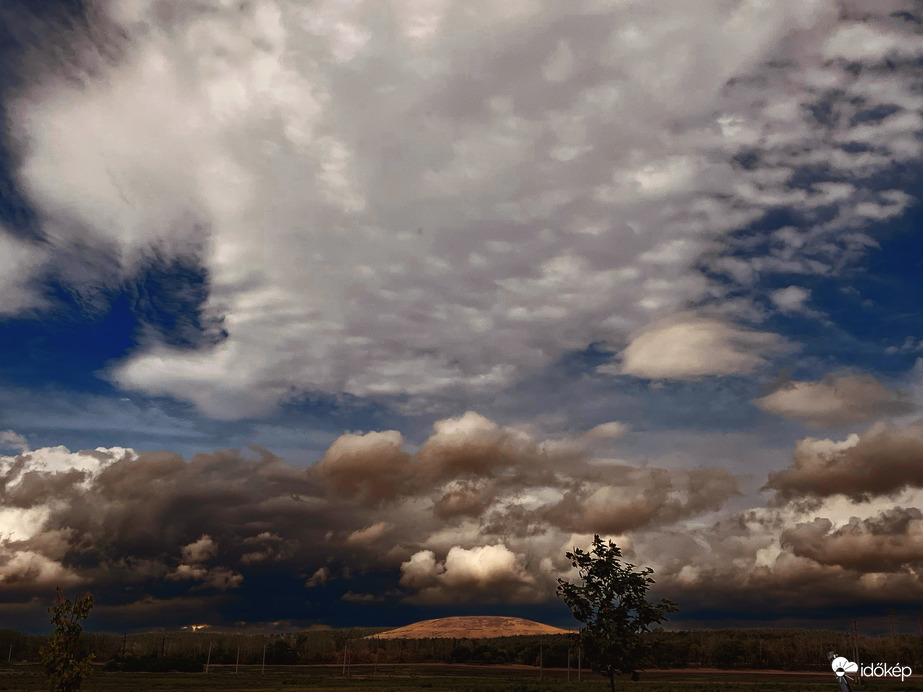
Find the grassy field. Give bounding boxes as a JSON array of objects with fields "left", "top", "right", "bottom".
[{"left": 2, "top": 664, "right": 923, "bottom": 692}]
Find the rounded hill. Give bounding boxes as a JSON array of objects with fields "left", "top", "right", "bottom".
[{"left": 374, "top": 616, "right": 575, "bottom": 639}]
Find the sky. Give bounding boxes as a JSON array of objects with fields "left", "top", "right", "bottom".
[{"left": 0, "top": 0, "right": 922, "bottom": 635}]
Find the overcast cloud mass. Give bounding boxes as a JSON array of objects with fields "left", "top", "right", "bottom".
[{"left": 0, "top": 0, "right": 922, "bottom": 633}]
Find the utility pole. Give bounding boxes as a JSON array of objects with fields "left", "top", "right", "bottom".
[
  {"left": 850, "top": 619, "right": 861, "bottom": 686},
  {"left": 578, "top": 639, "right": 582, "bottom": 682},
  {"left": 567, "top": 647, "right": 571, "bottom": 683},
  {"left": 205, "top": 641, "right": 212, "bottom": 674},
  {"left": 539, "top": 643, "right": 543, "bottom": 681},
  {"left": 7, "top": 643, "right": 11, "bottom": 663},
  {"left": 236, "top": 645, "right": 240, "bottom": 673},
  {"left": 261, "top": 643, "right": 266, "bottom": 676}
]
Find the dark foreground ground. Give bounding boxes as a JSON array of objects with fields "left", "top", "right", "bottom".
[{"left": 2, "top": 664, "right": 922, "bottom": 691}]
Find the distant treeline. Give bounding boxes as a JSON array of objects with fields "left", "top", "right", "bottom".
[{"left": 2, "top": 627, "right": 922, "bottom": 671}]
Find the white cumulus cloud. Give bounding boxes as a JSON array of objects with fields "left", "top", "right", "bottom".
[{"left": 609, "top": 313, "right": 786, "bottom": 380}]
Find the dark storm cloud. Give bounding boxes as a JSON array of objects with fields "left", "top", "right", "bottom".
[
  {"left": 317, "top": 431, "right": 412, "bottom": 507},
  {"left": 316, "top": 412, "right": 740, "bottom": 541},
  {"left": 60, "top": 448, "right": 326, "bottom": 567},
  {"left": 0, "top": 411, "right": 747, "bottom": 626},
  {"left": 765, "top": 420, "right": 923, "bottom": 501},
  {"left": 0, "top": 446, "right": 333, "bottom": 608},
  {"left": 538, "top": 467, "right": 739, "bottom": 534},
  {"left": 634, "top": 508, "right": 923, "bottom": 621},
  {"left": 7, "top": 411, "right": 923, "bottom": 628},
  {"left": 315, "top": 411, "right": 563, "bottom": 513},
  {"left": 317, "top": 411, "right": 553, "bottom": 505},
  {"left": 782, "top": 507, "right": 923, "bottom": 572},
  {"left": 432, "top": 483, "right": 490, "bottom": 520}
]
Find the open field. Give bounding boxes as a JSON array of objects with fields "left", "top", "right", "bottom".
[{"left": 3, "top": 664, "right": 923, "bottom": 692}]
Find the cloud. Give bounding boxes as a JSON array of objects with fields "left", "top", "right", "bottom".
[
  {"left": 0, "top": 411, "right": 748, "bottom": 621},
  {"left": 822, "top": 21, "right": 923, "bottom": 63},
  {"left": 0, "top": 446, "right": 133, "bottom": 591},
  {"left": 781, "top": 507, "right": 923, "bottom": 572},
  {"left": 167, "top": 564, "right": 244, "bottom": 591},
  {"left": 5, "top": 408, "right": 923, "bottom": 624},
  {"left": 770, "top": 286, "right": 811, "bottom": 313},
  {"left": 316, "top": 411, "right": 544, "bottom": 508},
  {"left": 540, "top": 467, "right": 740, "bottom": 534},
  {"left": 0, "top": 232, "right": 45, "bottom": 315},
  {"left": 240, "top": 532, "right": 293, "bottom": 564},
  {"left": 0, "top": 446, "right": 136, "bottom": 511},
  {"left": 313, "top": 410, "right": 739, "bottom": 541},
  {"left": 0, "top": 431, "right": 30, "bottom": 454},
  {"left": 765, "top": 420, "right": 923, "bottom": 501},
  {"left": 0, "top": 443, "right": 322, "bottom": 606},
  {"left": 601, "top": 486, "right": 923, "bottom": 620},
  {"left": 0, "top": 536, "right": 84, "bottom": 588},
  {"left": 317, "top": 430, "right": 410, "bottom": 507},
  {"left": 305, "top": 566, "right": 329, "bottom": 588},
  {"left": 578, "top": 421, "right": 629, "bottom": 444},
  {"left": 754, "top": 373, "right": 915, "bottom": 427},
  {"left": 398, "top": 550, "right": 441, "bottom": 590},
  {"left": 400, "top": 544, "right": 540, "bottom": 604},
  {"left": 341, "top": 590, "right": 382, "bottom": 603},
  {"left": 542, "top": 39, "right": 574, "bottom": 82},
  {"left": 608, "top": 313, "right": 786, "bottom": 380},
  {"left": 180, "top": 535, "right": 218, "bottom": 564},
  {"left": 2, "top": 0, "right": 918, "bottom": 418},
  {"left": 346, "top": 522, "right": 392, "bottom": 547}
]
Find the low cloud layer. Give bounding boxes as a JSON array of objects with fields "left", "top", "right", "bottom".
[
  {"left": 782, "top": 507, "right": 923, "bottom": 572},
  {"left": 3, "top": 412, "right": 923, "bottom": 628},
  {"left": 0, "top": 412, "right": 739, "bottom": 626},
  {"left": 765, "top": 420, "right": 923, "bottom": 501}
]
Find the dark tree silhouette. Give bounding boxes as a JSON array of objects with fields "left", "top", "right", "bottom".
[
  {"left": 40, "top": 587, "right": 95, "bottom": 692},
  {"left": 557, "top": 535, "right": 677, "bottom": 692}
]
